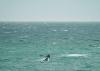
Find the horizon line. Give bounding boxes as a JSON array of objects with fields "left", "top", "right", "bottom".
[{"left": 0, "top": 20, "right": 100, "bottom": 22}]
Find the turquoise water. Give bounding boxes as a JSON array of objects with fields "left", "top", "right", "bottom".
[{"left": 0, "top": 22, "right": 100, "bottom": 71}]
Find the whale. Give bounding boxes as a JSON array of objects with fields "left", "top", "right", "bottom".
[{"left": 40, "top": 54, "right": 50, "bottom": 63}]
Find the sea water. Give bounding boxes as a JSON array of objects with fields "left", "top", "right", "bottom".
[{"left": 0, "top": 22, "right": 100, "bottom": 71}]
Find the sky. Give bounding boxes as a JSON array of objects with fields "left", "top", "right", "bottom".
[{"left": 0, "top": 0, "right": 100, "bottom": 22}]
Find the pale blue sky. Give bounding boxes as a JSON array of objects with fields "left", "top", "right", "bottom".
[{"left": 0, "top": 0, "right": 100, "bottom": 21}]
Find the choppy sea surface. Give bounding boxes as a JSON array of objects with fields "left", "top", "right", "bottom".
[{"left": 0, "top": 22, "right": 100, "bottom": 71}]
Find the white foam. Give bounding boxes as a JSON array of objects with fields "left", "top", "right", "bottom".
[
  {"left": 35, "top": 57, "right": 47, "bottom": 63},
  {"left": 61, "top": 53, "right": 88, "bottom": 57},
  {"left": 40, "top": 58, "right": 46, "bottom": 61},
  {"left": 63, "top": 30, "right": 68, "bottom": 31}
]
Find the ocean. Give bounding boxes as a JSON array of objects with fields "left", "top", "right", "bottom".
[{"left": 0, "top": 22, "right": 100, "bottom": 71}]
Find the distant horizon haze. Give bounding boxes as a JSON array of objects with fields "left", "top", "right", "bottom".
[{"left": 0, "top": 0, "right": 100, "bottom": 21}]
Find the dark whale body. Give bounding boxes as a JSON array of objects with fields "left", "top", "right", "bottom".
[{"left": 41, "top": 54, "right": 50, "bottom": 63}]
